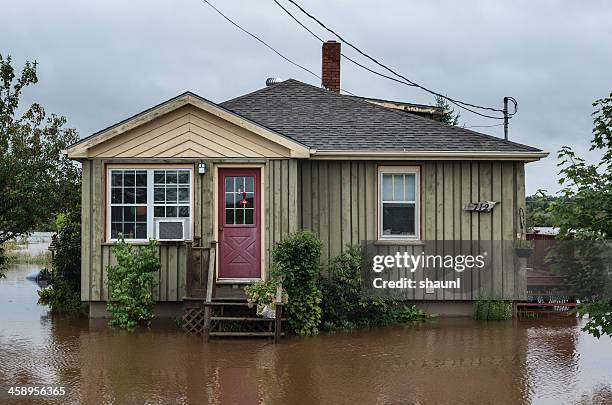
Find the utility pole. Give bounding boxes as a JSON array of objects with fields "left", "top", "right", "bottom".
[{"left": 503, "top": 96, "right": 509, "bottom": 141}]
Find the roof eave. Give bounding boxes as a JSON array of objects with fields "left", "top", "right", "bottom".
[
  {"left": 310, "top": 150, "right": 549, "bottom": 162},
  {"left": 65, "top": 92, "right": 311, "bottom": 159}
]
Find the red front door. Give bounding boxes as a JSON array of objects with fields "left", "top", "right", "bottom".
[{"left": 218, "top": 169, "right": 261, "bottom": 279}]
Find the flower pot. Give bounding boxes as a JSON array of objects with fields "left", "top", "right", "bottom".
[
  {"left": 256, "top": 304, "right": 276, "bottom": 319},
  {"left": 514, "top": 247, "right": 533, "bottom": 258}
]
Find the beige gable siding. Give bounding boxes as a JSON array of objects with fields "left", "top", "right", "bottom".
[
  {"left": 87, "top": 105, "right": 292, "bottom": 159},
  {"left": 299, "top": 160, "right": 527, "bottom": 301}
]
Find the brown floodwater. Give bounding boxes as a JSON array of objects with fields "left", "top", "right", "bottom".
[{"left": 1, "top": 263, "right": 612, "bottom": 405}]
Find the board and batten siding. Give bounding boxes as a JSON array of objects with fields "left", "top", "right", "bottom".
[
  {"left": 81, "top": 158, "right": 299, "bottom": 302},
  {"left": 299, "top": 160, "right": 527, "bottom": 301}
]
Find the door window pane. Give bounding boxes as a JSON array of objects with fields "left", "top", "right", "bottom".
[
  {"left": 245, "top": 209, "right": 254, "bottom": 224},
  {"left": 235, "top": 209, "right": 244, "bottom": 224},
  {"left": 226, "top": 209, "right": 234, "bottom": 225}
]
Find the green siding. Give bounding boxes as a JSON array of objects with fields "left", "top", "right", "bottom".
[
  {"left": 81, "top": 157, "right": 526, "bottom": 302},
  {"left": 299, "top": 160, "right": 527, "bottom": 300},
  {"left": 81, "top": 158, "right": 299, "bottom": 302}
]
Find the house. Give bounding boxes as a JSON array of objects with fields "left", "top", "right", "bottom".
[{"left": 66, "top": 41, "right": 548, "bottom": 318}]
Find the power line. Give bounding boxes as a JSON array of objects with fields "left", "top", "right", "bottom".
[
  {"left": 199, "top": 0, "right": 356, "bottom": 95},
  {"left": 272, "top": 0, "right": 417, "bottom": 88},
  {"left": 279, "top": 0, "right": 513, "bottom": 120}
]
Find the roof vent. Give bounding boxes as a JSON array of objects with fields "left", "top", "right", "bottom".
[{"left": 266, "top": 77, "right": 284, "bottom": 86}]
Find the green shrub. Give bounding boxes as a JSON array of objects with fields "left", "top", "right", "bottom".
[
  {"left": 271, "top": 231, "right": 322, "bottom": 336},
  {"left": 37, "top": 210, "right": 86, "bottom": 314},
  {"left": 321, "top": 245, "right": 427, "bottom": 330},
  {"left": 473, "top": 299, "right": 513, "bottom": 320},
  {"left": 106, "top": 236, "right": 160, "bottom": 329}
]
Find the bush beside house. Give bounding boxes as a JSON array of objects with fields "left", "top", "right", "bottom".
[
  {"left": 272, "top": 231, "right": 323, "bottom": 336},
  {"left": 106, "top": 236, "right": 160, "bottom": 329},
  {"left": 271, "top": 232, "right": 427, "bottom": 335}
]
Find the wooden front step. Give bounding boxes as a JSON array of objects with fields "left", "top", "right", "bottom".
[
  {"left": 211, "top": 316, "right": 277, "bottom": 322},
  {"left": 209, "top": 332, "right": 285, "bottom": 337}
]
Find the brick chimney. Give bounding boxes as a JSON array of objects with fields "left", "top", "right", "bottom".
[{"left": 321, "top": 40, "right": 341, "bottom": 93}]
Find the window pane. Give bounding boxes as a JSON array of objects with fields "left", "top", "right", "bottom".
[
  {"left": 123, "top": 223, "right": 135, "bottom": 239},
  {"left": 136, "top": 206, "right": 147, "bottom": 222},
  {"left": 178, "top": 187, "right": 189, "bottom": 203},
  {"left": 111, "top": 223, "right": 122, "bottom": 239},
  {"left": 123, "top": 188, "right": 135, "bottom": 204},
  {"left": 382, "top": 203, "right": 415, "bottom": 236},
  {"left": 111, "top": 172, "right": 123, "bottom": 186},
  {"left": 166, "top": 187, "right": 177, "bottom": 203},
  {"left": 166, "top": 171, "right": 177, "bottom": 184},
  {"left": 166, "top": 206, "right": 177, "bottom": 217},
  {"left": 123, "top": 171, "right": 135, "bottom": 186},
  {"left": 225, "top": 177, "right": 234, "bottom": 192},
  {"left": 382, "top": 174, "right": 393, "bottom": 200},
  {"left": 154, "top": 171, "right": 165, "bottom": 184},
  {"left": 136, "top": 171, "right": 147, "bottom": 187},
  {"left": 124, "top": 206, "right": 135, "bottom": 221},
  {"left": 154, "top": 206, "right": 165, "bottom": 217},
  {"left": 393, "top": 175, "right": 404, "bottom": 201},
  {"left": 236, "top": 208, "right": 244, "bottom": 224},
  {"left": 225, "top": 192, "right": 235, "bottom": 208},
  {"left": 111, "top": 206, "right": 122, "bottom": 222},
  {"left": 179, "top": 206, "right": 189, "bottom": 218},
  {"left": 405, "top": 174, "right": 415, "bottom": 201},
  {"left": 245, "top": 193, "right": 254, "bottom": 208},
  {"left": 136, "top": 187, "right": 147, "bottom": 204},
  {"left": 245, "top": 209, "right": 254, "bottom": 224},
  {"left": 178, "top": 171, "right": 189, "bottom": 184},
  {"left": 154, "top": 188, "right": 165, "bottom": 203},
  {"left": 235, "top": 177, "right": 245, "bottom": 193},
  {"left": 225, "top": 208, "right": 234, "bottom": 225},
  {"left": 111, "top": 188, "right": 122, "bottom": 204},
  {"left": 244, "top": 176, "right": 254, "bottom": 192},
  {"left": 135, "top": 223, "right": 147, "bottom": 239}
]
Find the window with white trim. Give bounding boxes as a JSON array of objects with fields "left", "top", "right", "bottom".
[
  {"left": 379, "top": 167, "right": 419, "bottom": 239},
  {"left": 108, "top": 168, "right": 193, "bottom": 241}
]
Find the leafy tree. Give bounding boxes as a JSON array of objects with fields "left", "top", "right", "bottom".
[
  {"left": 0, "top": 54, "right": 80, "bottom": 277},
  {"left": 548, "top": 93, "right": 612, "bottom": 338},
  {"left": 526, "top": 193, "right": 559, "bottom": 228},
  {"left": 38, "top": 210, "right": 86, "bottom": 314},
  {"left": 435, "top": 95, "right": 460, "bottom": 126}
]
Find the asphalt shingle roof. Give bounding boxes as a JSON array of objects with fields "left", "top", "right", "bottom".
[{"left": 221, "top": 79, "right": 541, "bottom": 153}]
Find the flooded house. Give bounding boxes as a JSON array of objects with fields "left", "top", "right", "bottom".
[{"left": 65, "top": 41, "right": 547, "bottom": 320}]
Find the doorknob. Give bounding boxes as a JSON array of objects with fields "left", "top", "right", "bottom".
[{"left": 218, "top": 225, "right": 224, "bottom": 232}]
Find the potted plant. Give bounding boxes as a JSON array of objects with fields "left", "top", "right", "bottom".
[
  {"left": 514, "top": 238, "right": 533, "bottom": 258},
  {"left": 244, "top": 280, "right": 288, "bottom": 319}
]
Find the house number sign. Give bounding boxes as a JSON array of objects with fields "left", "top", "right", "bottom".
[{"left": 463, "top": 201, "right": 497, "bottom": 212}]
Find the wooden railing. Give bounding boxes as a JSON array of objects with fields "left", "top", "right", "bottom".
[
  {"left": 274, "top": 280, "right": 284, "bottom": 344},
  {"left": 186, "top": 239, "right": 217, "bottom": 299}
]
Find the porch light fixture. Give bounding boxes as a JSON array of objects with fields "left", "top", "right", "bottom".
[{"left": 198, "top": 161, "right": 206, "bottom": 175}]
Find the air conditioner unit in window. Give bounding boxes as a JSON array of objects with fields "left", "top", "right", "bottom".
[{"left": 155, "top": 219, "right": 185, "bottom": 241}]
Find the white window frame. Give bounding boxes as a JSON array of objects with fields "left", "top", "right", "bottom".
[
  {"left": 106, "top": 167, "right": 194, "bottom": 242},
  {"left": 378, "top": 166, "right": 420, "bottom": 240}
]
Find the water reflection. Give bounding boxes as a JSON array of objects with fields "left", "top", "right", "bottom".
[{"left": 1, "top": 263, "right": 611, "bottom": 404}]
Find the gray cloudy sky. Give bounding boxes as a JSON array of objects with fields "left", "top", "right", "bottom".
[{"left": 3, "top": 0, "right": 611, "bottom": 194}]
